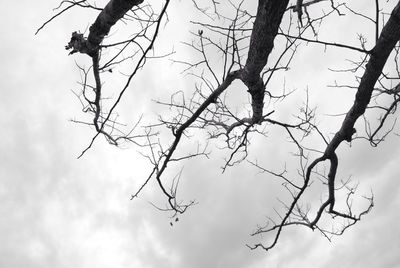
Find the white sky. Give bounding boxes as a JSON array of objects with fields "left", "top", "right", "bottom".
[{"left": 1, "top": 1, "right": 400, "bottom": 267}]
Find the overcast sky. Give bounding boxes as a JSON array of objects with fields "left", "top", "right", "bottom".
[{"left": 1, "top": 1, "right": 400, "bottom": 267}]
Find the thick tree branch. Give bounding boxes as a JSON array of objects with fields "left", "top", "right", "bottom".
[
  {"left": 326, "top": 2, "right": 400, "bottom": 154},
  {"left": 87, "top": 0, "right": 144, "bottom": 55},
  {"left": 40, "top": 0, "right": 400, "bottom": 253},
  {"left": 250, "top": 2, "right": 400, "bottom": 251},
  {"left": 242, "top": 0, "right": 290, "bottom": 122}
]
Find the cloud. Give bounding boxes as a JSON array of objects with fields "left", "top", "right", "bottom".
[{"left": 2, "top": 1, "right": 400, "bottom": 268}]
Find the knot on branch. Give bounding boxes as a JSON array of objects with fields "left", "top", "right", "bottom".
[
  {"left": 343, "top": 128, "right": 357, "bottom": 142},
  {"left": 65, "top": 31, "right": 89, "bottom": 55},
  {"left": 246, "top": 78, "right": 265, "bottom": 124}
]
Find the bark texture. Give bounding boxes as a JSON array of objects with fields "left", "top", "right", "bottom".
[
  {"left": 245, "top": 0, "right": 290, "bottom": 76},
  {"left": 241, "top": 0, "right": 290, "bottom": 122},
  {"left": 87, "top": 0, "right": 144, "bottom": 54}
]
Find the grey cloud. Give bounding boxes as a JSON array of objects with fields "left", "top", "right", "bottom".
[{"left": 2, "top": 1, "right": 400, "bottom": 268}]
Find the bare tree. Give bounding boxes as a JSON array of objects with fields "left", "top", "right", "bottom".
[{"left": 37, "top": 0, "right": 400, "bottom": 251}]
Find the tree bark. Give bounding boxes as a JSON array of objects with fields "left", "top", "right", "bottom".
[
  {"left": 241, "top": 0, "right": 290, "bottom": 122},
  {"left": 325, "top": 1, "right": 400, "bottom": 155},
  {"left": 87, "top": 0, "right": 144, "bottom": 54},
  {"left": 245, "top": 0, "right": 290, "bottom": 77}
]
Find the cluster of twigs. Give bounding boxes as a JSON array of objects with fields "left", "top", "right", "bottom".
[{"left": 37, "top": 0, "right": 400, "bottom": 251}]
